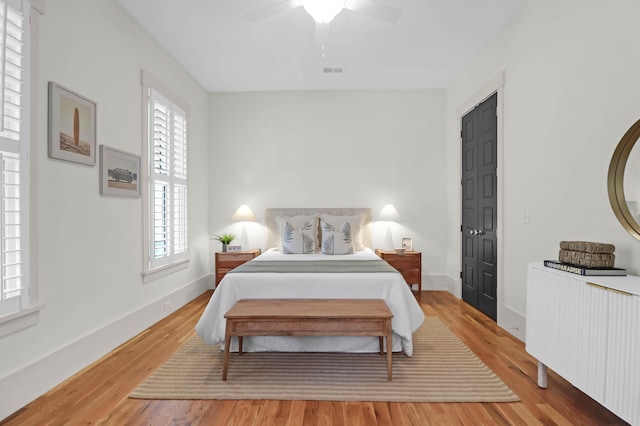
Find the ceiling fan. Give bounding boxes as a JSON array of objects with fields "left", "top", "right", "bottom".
[{"left": 244, "top": 0, "right": 403, "bottom": 25}]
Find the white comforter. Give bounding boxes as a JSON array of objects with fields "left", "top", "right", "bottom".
[{"left": 195, "top": 248, "right": 425, "bottom": 355}]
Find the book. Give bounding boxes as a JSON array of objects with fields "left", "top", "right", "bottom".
[{"left": 543, "top": 260, "right": 627, "bottom": 276}]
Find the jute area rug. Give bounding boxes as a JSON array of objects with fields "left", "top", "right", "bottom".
[{"left": 130, "top": 317, "right": 519, "bottom": 403}]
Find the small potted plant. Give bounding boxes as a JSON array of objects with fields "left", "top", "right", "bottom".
[{"left": 212, "top": 233, "right": 236, "bottom": 252}]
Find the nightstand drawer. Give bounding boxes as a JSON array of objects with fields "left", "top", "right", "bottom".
[
  {"left": 375, "top": 249, "right": 422, "bottom": 301},
  {"left": 215, "top": 249, "right": 261, "bottom": 286},
  {"left": 386, "top": 258, "right": 420, "bottom": 269},
  {"left": 217, "top": 258, "right": 253, "bottom": 269},
  {"left": 377, "top": 251, "right": 418, "bottom": 261},
  {"left": 217, "top": 267, "right": 235, "bottom": 276},
  {"left": 219, "top": 252, "right": 258, "bottom": 263},
  {"left": 400, "top": 269, "right": 421, "bottom": 284}
]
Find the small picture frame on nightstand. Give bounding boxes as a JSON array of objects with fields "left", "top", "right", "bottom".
[
  {"left": 227, "top": 245, "right": 242, "bottom": 252},
  {"left": 401, "top": 237, "right": 412, "bottom": 251}
]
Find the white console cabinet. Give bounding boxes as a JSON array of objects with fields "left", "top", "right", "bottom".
[{"left": 526, "top": 263, "right": 640, "bottom": 425}]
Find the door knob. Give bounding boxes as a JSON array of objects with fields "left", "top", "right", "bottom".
[{"left": 477, "top": 230, "right": 484, "bottom": 235}]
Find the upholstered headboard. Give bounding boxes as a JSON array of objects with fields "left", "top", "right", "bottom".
[{"left": 265, "top": 208, "right": 372, "bottom": 250}]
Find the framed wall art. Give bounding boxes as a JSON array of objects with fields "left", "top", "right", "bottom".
[
  {"left": 48, "top": 82, "right": 97, "bottom": 165},
  {"left": 401, "top": 237, "right": 413, "bottom": 251},
  {"left": 99, "top": 145, "right": 141, "bottom": 198}
]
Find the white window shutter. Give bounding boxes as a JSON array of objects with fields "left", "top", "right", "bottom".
[
  {"left": 0, "top": 0, "right": 27, "bottom": 316},
  {"left": 146, "top": 87, "right": 188, "bottom": 270}
]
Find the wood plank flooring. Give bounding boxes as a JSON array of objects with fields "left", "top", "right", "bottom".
[{"left": 1, "top": 291, "right": 627, "bottom": 425}]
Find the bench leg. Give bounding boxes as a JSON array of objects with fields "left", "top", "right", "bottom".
[
  {"left": 223, "top": 331, "right": 232, "bottom": 381},
  {"left": 386, "top": 332, "right": 392, "bottom": 381},
  {"left": 238, "top": 336, "right": 243, "bottom": 355}
]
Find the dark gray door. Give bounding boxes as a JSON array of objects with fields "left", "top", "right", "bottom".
[{"left": 461, "top": 93, "right": 498, "bottom": 320}]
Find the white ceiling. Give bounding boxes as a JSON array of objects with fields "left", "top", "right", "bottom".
[{"left": 118, "top": 0, "right": 525, "bottom": 92}]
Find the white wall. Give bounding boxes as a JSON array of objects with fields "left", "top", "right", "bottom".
[
  {"left": 10, "top": 0, "right": 639, "bottom": 418},
  {"left": 0, "top": 0, "right": 211, "bottom": 419},
  {"left": 446, "top": 0, "right": 640, "bottom": 333},
  {"left": 208, "top": 90, "right": 451, "bottom": 287}
]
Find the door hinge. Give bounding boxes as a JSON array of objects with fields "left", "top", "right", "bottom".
[
  {"left": 460, "top": 271, "right": 463, "bottom": 279},
  {"left": 460, "top": 225, "right": 462, "bottom": 232}
]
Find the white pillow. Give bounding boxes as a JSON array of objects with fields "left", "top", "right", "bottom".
[
  {"left": 283, "top": 220, "right": 318, "bottom": 254},
  {"left": 320, "top": 220, "right": 354, "bottom": 255},
  {"left": 321, "top": 214, "right": 366, "bottom": 251},
  {"left": 275, "top": 214, "right": 319, "bottom": 251}
]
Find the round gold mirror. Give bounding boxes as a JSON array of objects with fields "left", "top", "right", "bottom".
[{"left": 608, "top": 118, "right": 640, "bottom": 240}]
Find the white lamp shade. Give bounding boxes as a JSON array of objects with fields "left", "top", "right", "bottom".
[
  {"left": 231, "top": 204, "right": 256, "bottom": 222},
  {"left": 378, "top": 204, "right": 401, "bottom": 222},
  {"left": 301, "top": 0, "right": 345, "bottom": 23}
]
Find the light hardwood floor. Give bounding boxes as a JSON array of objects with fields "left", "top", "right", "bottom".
[{"left": 1, "top": 291, "right": 627, "bottom": 425}]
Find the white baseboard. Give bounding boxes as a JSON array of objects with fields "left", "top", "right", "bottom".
[
  {"left": 434, "top": 274, "right": 526, "bottom": 342},
  {"left": 421, "top": 274, "right": 456, "bottom": 291},
  {"left": 448, "top": 276, "right": 462, "bottom": 299},
  {"left": 498, "top": 304, "right": 526, "bottom": 342},
  {"left": 0, "top": 274, "right": 212, "bottom": 421}
]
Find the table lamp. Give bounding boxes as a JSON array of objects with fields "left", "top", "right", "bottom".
[
  {"left": 232, "top": 204, "right": 256, "bottom": 250},
  {"left": 378, "top": 204, "right": 401, "bottom": 250}
]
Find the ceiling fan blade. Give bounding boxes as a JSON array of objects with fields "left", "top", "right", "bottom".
[
  {"left": 344, "top": 0, "right": 403, "bottom": 24},
  {"left": 243, "top": 0, "right": 302, "bottom": 23}
]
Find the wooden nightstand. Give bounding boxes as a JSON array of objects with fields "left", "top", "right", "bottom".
[
  {"left": 375, "top": 249, "right": 422, "bottom": 301},
  {"left": 215, "top": 249, "right": 261, "bottom": 287}
]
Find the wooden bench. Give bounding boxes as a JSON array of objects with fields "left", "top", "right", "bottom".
[{"left": 223, "top": 298, "right": 394, "bottom": 381}]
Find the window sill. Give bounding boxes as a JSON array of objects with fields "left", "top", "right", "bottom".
[
  {"left": 142, "top": 259, "right": 190, "bottom": 284},
  {"left": 0, "top": 305, "right": 42, "bottom": 338}
]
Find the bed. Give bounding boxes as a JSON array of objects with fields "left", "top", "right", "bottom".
[{"left": 195, "top": 208, "right": 425, "bottom": 356}]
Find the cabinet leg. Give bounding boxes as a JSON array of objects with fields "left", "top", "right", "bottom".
[{"left": 537, "top": 361, "right": 548, "bottom": 388}]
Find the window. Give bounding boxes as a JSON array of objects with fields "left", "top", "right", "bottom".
[
  {"left": 0, "top": 0, "right": 30, "bottom": 321},
  {"left": 141, "top": 72, "right": 189, "bottom": 279}
]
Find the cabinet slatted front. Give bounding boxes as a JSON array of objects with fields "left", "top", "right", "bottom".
[
  {"left": 605, "top": 290, "right": 640, "bottom": 423},
  {"left": 526, "top": 263, "right": 640, "bottom": 425}
]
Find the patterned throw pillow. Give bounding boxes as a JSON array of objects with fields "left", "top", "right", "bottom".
[
  {"left": 275, "top": 214, "right": 319, "bottom": 251},
  {"left": 282, "top": 221, "right": 317, "bottom": 254},
  {"left": 321, "top": 214, "right": 366, "bottom": 251},
  {"left": 320, "top": 220, "right": 354, "bottom": 255}
]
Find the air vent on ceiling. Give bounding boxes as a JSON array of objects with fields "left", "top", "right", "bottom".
[{"left": 323, "top": 67, "right": 343, "bottom": 74}]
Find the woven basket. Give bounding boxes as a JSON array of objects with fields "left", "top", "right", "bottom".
[
  {"left": 559, "top": 249, "right": 615, "bottom": 268},
  {"left": 559, "top": 241, "right": 615, "bottom": 254}
]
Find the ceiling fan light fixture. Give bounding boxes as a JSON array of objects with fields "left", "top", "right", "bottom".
[{"left": 301, "top": 0, "right": 346, "bottom": 23}]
